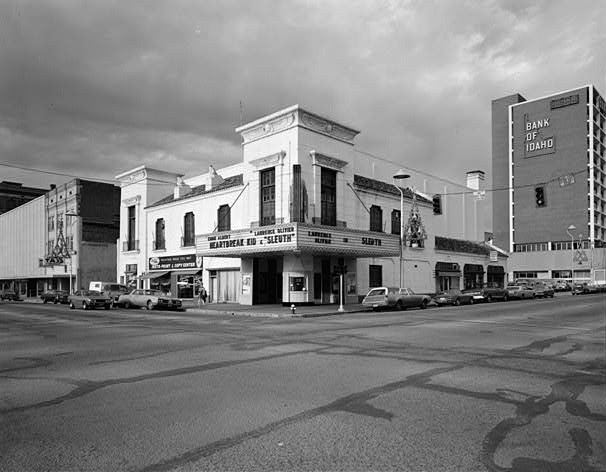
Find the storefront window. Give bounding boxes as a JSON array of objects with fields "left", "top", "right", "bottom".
[
  {"left": 151, "top": 275, "right": 171, "bottom": 295},
  {"left": 177, "top": 274, "right": 194, "bottom": 298}
]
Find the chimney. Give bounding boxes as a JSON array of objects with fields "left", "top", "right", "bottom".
[
  {"left": 173, "top": 176, "right": 190, "bottom": 199},
  {"left": 466, "top": 170, "right": 485, "bottom": 191},
  {"left": 207, "top": 165, "right": 225, "bottom": 190}
]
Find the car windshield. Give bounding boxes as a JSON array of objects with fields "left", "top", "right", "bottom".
[{"left": 366, "top": 288, "right": 386, "bottom": 297}]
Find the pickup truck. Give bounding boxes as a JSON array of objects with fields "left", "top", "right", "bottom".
[{"left": 462, "top": 286, "right": 508, "bottom": 303}]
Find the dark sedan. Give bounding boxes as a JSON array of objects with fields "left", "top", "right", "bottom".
[
  {"left": 40, "top": 290, "right": 69, "bottom": 304},
  {"left": 432, "top": 289, "right": 474, "bottom": 306}
]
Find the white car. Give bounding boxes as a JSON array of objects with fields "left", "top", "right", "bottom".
[{"left": 117, "top": 289, "right": 182, "bottom": 310}]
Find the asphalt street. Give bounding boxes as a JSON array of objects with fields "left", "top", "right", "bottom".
[{"left": 0, "top": 294, "right": 605, "bottom": 471}]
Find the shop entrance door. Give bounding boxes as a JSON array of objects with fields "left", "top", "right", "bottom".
[
  {"left": 253, "top": 257, "right": 283, "bottom": 304},
  {"left": 321, "top": 258, "right": 332, "bottom": 303}
]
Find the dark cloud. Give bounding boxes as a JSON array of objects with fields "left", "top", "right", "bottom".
[{"left": 0, "top": 0, "right": 605, "bottom": 219}]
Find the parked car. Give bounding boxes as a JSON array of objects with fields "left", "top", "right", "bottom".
[
  {"left": 571, "top": 282, "right": 602, "bottom": 295},
  {"left": 506, "top": 284, "right": 535, "bottom": 299},
  {"left": 90, "top": 283, "right": 130, "bottom": 307},
  {"left": 0, "top": 290, "right": 22, "bottom": 301},
  {"left": 117, "top": 289, "right": 183, "bottom": 310},
  {"left": 531, "top": 282, "right": 555, "bottom": 298},
  {"left": 40, "top": 289, "right": 69, "bottom": 304},
  {"left": 481, "top": 286, "right": 509, "bottom": 302},
  {"left": 554, "top": 281, "right": 570, "bottom": 292},
  {"left": 432, "top": 289, "right": 474, "bottom": 306},
  {"left": 68, "top": 290, "right": 112, "bottom": 310},
  {"left": 462, "top": 288, "right": 486, "bottom": 303},
  {"left": 362, "top": 287, "right": 431, "bottom": 311}
]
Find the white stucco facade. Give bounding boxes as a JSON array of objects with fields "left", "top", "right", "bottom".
[{"left": 116, "top": 105, "right": 506, "bottom": 306}]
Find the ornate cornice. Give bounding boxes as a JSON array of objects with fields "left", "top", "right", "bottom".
[
  {"left": 122, "top": 195, "right": 141, "bottom": 206},
  {"left": 237, "top": 105, "right": 360, "bottom": 145},
  {"left": 240, "top": 112, "right": 296, "bottom": 144},
  {"left": 299, "top": 110, "right": 358, "bottom": 143},
  {"left": 250, "top": 151, "right": 286, "bottom": 170},
  {"left": 309, "top": 151, "right": 348, "bottom": 171}
]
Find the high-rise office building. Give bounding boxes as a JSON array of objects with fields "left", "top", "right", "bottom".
[{"left": 492, "top": 85, "right": 606, "bottom": 282}]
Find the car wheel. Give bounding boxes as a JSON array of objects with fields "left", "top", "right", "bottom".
[
  {"left": 453, "top": 298, "right": 460, "bottom": 306},
  {"left": 104, "top": 304, "right": 110, "bottom": 310},
  {"left": 69, "top": 302, "right": 75, "bottom": 309},
  {"left": 146, "top": 300, "right": 153, "bottom": 310},
  {"left": 82, "top": 301, "right": 88, "bottom": 310},
  {"left": 469, "top": 298, "right": 474, "bottom": 305},
  {"left": 486, "top": 295, "right": 492, "bottom": 303},
  {"left": 395, "top": 300, "right": 404, "bottom": 311},
  {"left": 420, "top": 299, "right": 427, "bottom": 309},
  {"left": 124, "top": 301, "right": 130, "bottom": 309}
]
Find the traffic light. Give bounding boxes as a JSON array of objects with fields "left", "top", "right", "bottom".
[
  {"left": 432, "top": 195, "right": 442, "bottom": 214},
  {"left": 535, "top": 186, "right": 546, "bottom": 207}
]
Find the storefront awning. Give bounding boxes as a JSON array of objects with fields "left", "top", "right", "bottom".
[
  {"left": 464, "top": 264, "right": 485, "bottom": 274},
  {"left": 138, "top": 271, "right": 171, "bottom": 280},
  {"left": 174, "top": 269, "right": 201, "bottom": 276},
  {"left": 437, "top": 271, "right": 461, "bottom": 277}
]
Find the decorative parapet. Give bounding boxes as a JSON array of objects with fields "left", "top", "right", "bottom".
[
  {"left": 236, "top": 105, "right": 360, "bottom": 145},
  {"left": 435, "top": 236, "right": 490, "bottom": 255}
]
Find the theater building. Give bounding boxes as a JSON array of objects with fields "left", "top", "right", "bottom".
[
  {"left": 117, "top": 105, "right": 506, "bottom": 305},
  {"left": 0, "top": 179, "right": 120, "bottom": 296},
  {"left": 492, "top": 85, "right": 606, "bottom": 283}
]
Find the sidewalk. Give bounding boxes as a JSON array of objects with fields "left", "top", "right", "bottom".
[
  {"left": 16, "top": 296, "right": 368, "bottom": 318},
  {"left": 181, "top": 300, "right": 368, "bottom": 318}
]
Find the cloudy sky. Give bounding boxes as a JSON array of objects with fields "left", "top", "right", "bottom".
[{"left": 1, "top": 0, "right": 605, "bottom": 196}]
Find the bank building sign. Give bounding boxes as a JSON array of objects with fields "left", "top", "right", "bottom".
[{"left": 523, "top": 115, "right": 555, "bottom": 158}]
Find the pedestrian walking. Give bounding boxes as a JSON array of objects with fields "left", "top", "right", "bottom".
[{"left": 198, "top": 285, "right": 207, "bottom": 307}]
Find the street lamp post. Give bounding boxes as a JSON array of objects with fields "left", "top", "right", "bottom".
[
  {"left": 393, "top": 169, "right": 410, "bottom": 288},
  {"left": 566, "top": 224, "right": 576, "bottom": 286}
]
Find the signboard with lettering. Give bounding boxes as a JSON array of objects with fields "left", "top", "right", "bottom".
[
  {"left": 523, "top": 115, "right": 555, "bottom": 158},
  {"left": 196, "top": 223, "right": 400, "bottom": 257},
  {"left": 149, "top": 254, "right": 199, "bottom": 270},
  {"left": 550, "top": 94, "right": 579, "bottom": 110}
]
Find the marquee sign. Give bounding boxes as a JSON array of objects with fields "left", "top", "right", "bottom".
[{"left": 196, "top": 223, "right": 400, "bottom": 257}]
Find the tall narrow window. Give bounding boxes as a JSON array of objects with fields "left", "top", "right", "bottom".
[
  {"left": 260, "top": 168, "right": 275, "bottom": 226},
  {"left": 127, "top": 205, "right": 136, "bottom": 251},
  {"left": 217, "top": 204, "right": 231, "bottom": 231},
  {"left": 155, "top": 218, "right": 165, "bottom": 250},
  {"left": 183, "top": 212, "right": 195, "bottom": 246},
  {"left": 370, "top": 205, "right": 383, "bottom": 232},
  {"left": 292, "top": 164, "right": 303, "bottom": 222},
  {"left": 321, "top": 167, "right": 336, "bottom": 226},
  {"left": 391, "top": 209, "right": 401, "bottom": 235}
]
